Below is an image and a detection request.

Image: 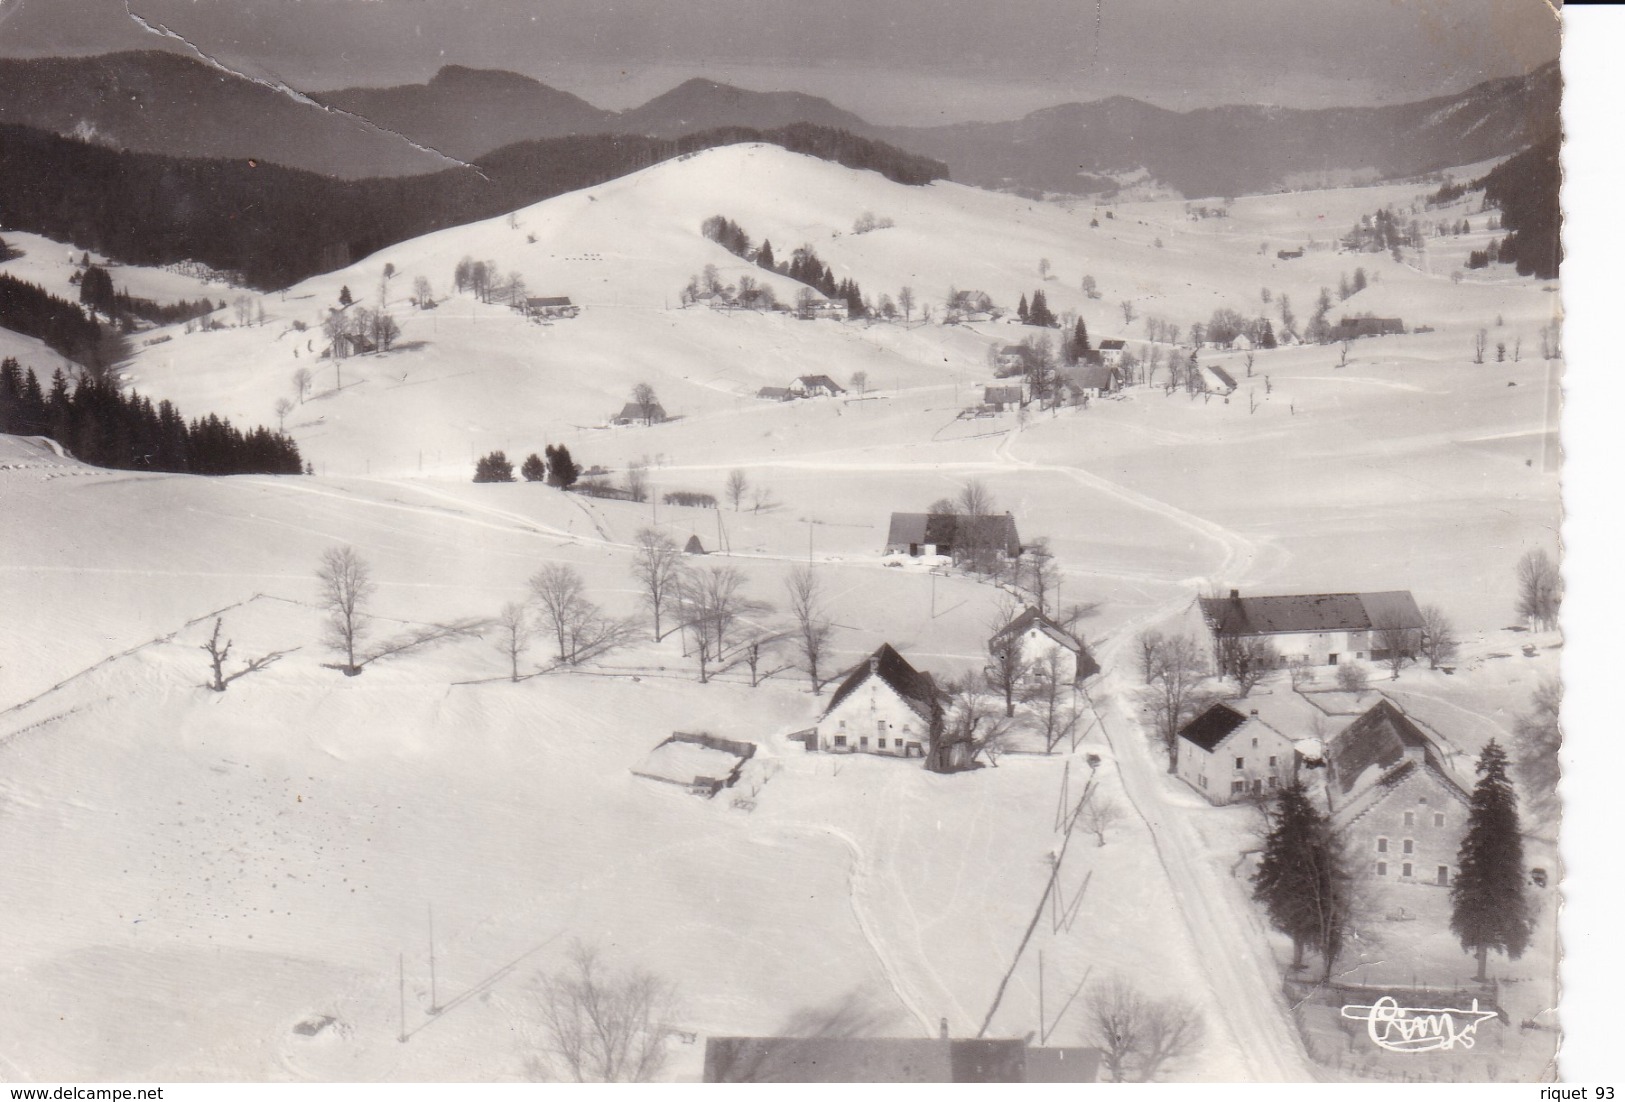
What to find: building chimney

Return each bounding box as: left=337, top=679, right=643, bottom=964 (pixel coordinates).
left=940, top=1017, right=950, bottom=1040
left=868, top=655, right=880, bottom=676
left=1230, top=589, right=1240, bottom=600
left=1250, top=709, right=1258, bottom=716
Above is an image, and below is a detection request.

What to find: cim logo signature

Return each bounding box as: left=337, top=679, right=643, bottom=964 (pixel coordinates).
left=1340, top=995, right=1499, bottom=1053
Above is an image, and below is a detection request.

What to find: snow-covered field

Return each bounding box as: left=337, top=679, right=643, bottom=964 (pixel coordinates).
left=0, top=145, right=1562, bottom=1081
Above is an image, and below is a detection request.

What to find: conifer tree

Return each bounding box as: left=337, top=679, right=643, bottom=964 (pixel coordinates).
left=1451, top=740, right=1534, bottom=981
left=756, top=240, right=775, bottom=271
left=545, top=444, right=580, bottom=489
left=338, top=285, right=353, bottom=307
left=1018, top=293, right=1029, bottom=323
left=1252, top=782, right=1353, bottom=978
left=520, top=452, right=546, bottom=482
left=473, top=450, right=515, bottom=483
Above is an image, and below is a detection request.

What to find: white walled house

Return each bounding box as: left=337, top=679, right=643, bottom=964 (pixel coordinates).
left=1177, top=702, right=1300, bottom=804
left=803, top=644, right=943, bottom=758
left=790, top=374, right=847, bottom=398
left=1199, top=588, right=1425, bottom=669
left=989, top=606, right=1101, bottom=686
left=1326, top=700, right=1470, bottom=885
left=1097, top=339, right=1127, bottom=367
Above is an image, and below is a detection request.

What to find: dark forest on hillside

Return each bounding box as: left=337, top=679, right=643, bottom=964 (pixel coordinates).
left=1476, top=137, right=1561, bottom=280
left=0, top=358, right=303, bottom=475
left=0, top=123, right=946, bottom=292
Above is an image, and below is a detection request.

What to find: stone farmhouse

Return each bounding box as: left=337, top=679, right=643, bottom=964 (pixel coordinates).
left=794, top=644, right=945, bottom=762
left=884, top=512, right=1022, bottom=560
left=790, top=374, right=847, bottom=398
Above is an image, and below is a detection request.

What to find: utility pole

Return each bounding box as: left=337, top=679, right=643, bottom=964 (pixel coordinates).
left=398, top=953, right=407, bottom=1043
left=428, top=905, right=440, bottom=1015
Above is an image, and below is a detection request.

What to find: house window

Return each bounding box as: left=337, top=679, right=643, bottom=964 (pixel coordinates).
left=1235, top=756, right=1245, bottom=770
left=1268, top=755, right=1278, bottom=767
left=1231, top=780, right=1247, bottom=794
left=1267, top=776, right=1278, bottom=788
left=1402, top=863, right=1413, bottom=878
left=1251, top=738, right=1259, bottom=748
left=1437, top=866, right=1450, bottom=886
left=1402, top=839, right=1414, bottom=855
left=1328, top=654, right=1339, bottom=665
left=859, top=736, right=869, bottom=749
left=1377, top=861, right=1388, bottom=876
left=1404, top=811, right=1414, bottom=827
left=878, top=738, right=887, bottom=750
left=1434, top=813, right=1446, bottom=828
left=1199, top=775, right=1208, bottom=789
left=833, top=735, right=847, bottom=748
left=1376, top=838, right=1388, bottom=853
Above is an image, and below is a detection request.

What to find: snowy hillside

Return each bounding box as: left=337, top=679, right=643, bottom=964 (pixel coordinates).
left=0, top=143, right=1562, bottom=1082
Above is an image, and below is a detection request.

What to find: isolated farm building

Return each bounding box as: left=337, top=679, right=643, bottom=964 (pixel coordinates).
left=1228, top=333, right=1254, bottom=352
left=1065, top=363, right=1122, bottom=398
left=883, top=512, right=1022, bottom=561
left=1331, top=316, right=1404, bottom=341
left=807, top=300, right=849, bottom=320
left=989, top=605, right=1100, bottom=686
left=631, top=732, right=756, bottom=798
left=611, top=400, right=668, bottom=426
left=524, top=295, right=578, bottom=319
left=802, top=644, right=944, bottom=759
left=1199, top=589, right=1424, bottom=670
left=1325, top=699, right=1469, bottom=885
left=704, top=1035, right=1101, bottom=1083
left=790, top=374, right=846, bottom=398
left=1096, top=338, right=1127, bottom=367
left=1177, top=702, right=1300, bottom=804
left=757, top=386, right=794, bottom=401
left=1198, top=364, right=1238, bottom=394
left=983, top=383, right=1027, bottom=410
left=1277, top=247, right=1305, bottom=260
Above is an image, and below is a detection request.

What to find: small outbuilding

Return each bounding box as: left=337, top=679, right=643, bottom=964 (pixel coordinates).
left=631, top=732, right=756, bottom=798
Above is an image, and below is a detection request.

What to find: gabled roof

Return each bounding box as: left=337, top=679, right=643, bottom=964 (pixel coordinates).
left=1068, top=363, right=1118, bottom=391
left=757, top=386, right=794, bottom=400
left=990, top=606, right=1100, bottom=680
left=825, top=643, right=943, bottom=725
left=1209, top=365, right=1238, bottom=390
left=1328, top=698, right=1430, bottom=795
left=1199, top=591, right=1424, bottom=636
left=526, top=296, right=573, bottom=308
left=1098, top=338, right=1126, bottom=350
left=795, top=374, right=846, bottom=392
left=615, top=401, right=667, bottom=422
left=884, top=512, right=1021, bottom=556
left=1179, top=702, right=1249, bottom=752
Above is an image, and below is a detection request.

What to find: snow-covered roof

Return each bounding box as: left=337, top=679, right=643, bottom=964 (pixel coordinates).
left=825, top=644, right=942, bottom=725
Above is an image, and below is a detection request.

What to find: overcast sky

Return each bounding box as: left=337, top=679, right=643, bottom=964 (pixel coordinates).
left=0, top=0, right=1562, bottom=125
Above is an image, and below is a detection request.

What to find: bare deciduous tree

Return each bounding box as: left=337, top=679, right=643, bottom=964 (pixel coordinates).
left=1120, top=299, right=1137, bottom=326
left=1373, top=615, right=1420, bottom=680
left=530, top=563, right=590, bottom=664
left=941, top=676, right=1014, bottom=768
left=725, top=469, right=749, bottom=511
left=631, top=382, right=659, bottom=424
left=199, top=617, right=292, bottom=691
left=850, top=370, right=868, bottom=396
left=785, top=566, right=835, bottom=694
left=274, top=396, right=293, bottom=432
left=1513, top=678, right=1562, bottom=826
left=316, top=545, right=374, bottom=674
left=1217, top=634, right=1278, bottom=697
left=897, top=285, right=914, bottom=321
left=1287, top=657, right=1317, bottom=691
left=496, top=601, right=530, bottom=682
left=1143, top=634, right=1208, bottom=772
left=1075, top=782, right=1124, bottom=846
left=631, top=528, right=683, bottom=640
left=1026, top=649, right=1082, bottom=753
left=1515, top=549, right=1561, bottom=631
left=535, top=942, right=679, bottom=1083
left=292, top=367, right=312, bottom=404
left=1135, top=630, right=1165, bottom=684
left=955, top=479, right=998, bottom=574
left=1335, top=661, right=1371, bottom=694
left=1080, top=976, right=1204, bottom=1082
left=625, top=461, right=649, bottom=504
left=1473, top=327, right=1488, bottom=364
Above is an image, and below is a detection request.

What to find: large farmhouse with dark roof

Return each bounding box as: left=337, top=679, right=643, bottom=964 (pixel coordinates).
left=801, top=643, right=945, bottom=761
left=1325, top=699, right=1470, bottom=885
left=1176, top=702, right=1300, bottom=804
left=884, top=512, right=1022, bottom=561
left=790, top=374, right=846, bottom=398
left=1198, top=588, right=1424, bottom=669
